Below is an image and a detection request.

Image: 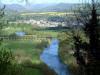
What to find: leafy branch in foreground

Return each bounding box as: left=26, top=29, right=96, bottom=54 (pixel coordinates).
left=0, top=5, right=15, bottom=75
left=73, top=0, right=100, bottom=75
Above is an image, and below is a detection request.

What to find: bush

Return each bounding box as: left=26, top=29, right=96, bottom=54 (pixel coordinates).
left=0, top=49, right=14, bottom=75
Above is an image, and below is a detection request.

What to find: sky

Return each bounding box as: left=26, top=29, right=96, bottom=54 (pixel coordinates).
left=1, top=0, right=82, bottom=5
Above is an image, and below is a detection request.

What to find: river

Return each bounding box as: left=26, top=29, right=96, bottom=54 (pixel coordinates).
left=40, top=39, right=70, bottom=75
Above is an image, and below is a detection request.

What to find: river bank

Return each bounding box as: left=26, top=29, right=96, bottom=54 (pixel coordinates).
left=58, top=40, right=81, bottom=75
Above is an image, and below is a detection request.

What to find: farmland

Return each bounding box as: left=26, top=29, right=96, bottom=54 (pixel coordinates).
left=21, top=12, right=75, bottom=16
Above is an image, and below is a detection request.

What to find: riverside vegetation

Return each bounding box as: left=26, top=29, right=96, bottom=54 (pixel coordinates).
left=58, top=30, right=88, bottom=75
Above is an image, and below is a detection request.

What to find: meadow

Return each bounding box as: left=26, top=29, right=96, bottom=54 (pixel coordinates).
left=3, top=37, right=58, bottom=75
left=3, top=40, right=46, bottom=75
left=4, top=40, right=46, bottom=63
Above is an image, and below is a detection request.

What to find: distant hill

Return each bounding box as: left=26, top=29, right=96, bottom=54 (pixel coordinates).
left=26, top=3, right=77, bottom=12
left=0, top=3, right=79, bottom=13
left=46, top=3, right=76, bottom=10
left=5, top=4, right=26, bottom=13
left=0, top=1, right=26, bottom=13
left=40, top=3, right=78, bottom=12
left=25, top=3, right=56, bottom=9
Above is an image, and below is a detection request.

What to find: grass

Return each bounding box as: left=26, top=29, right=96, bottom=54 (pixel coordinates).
left=22, top=67, right=43, bottom=75
left=4, top=40, right=47, bottom=64
left=3, top=40, right=47, bottom=75
left=3, top=64, right=43, bottom=75
left=36, top=30, right=59, bottom=37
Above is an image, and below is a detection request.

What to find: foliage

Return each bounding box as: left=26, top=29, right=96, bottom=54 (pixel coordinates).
left=0, top=49, right=14, bottom=75
left=47, top=16, right=66, bottom=22
left=58, top=29, right=89, bottom=75
left=58, top=36, right=80, bottom=75
left=0, top=5, right=17, bottom=75
left=4, top=12, right=74, bottom=21
left=73, top=0, right=100, bottom=75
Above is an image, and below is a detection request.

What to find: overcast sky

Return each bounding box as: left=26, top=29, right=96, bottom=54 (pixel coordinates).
left=1, top=0, right=82, bottom=5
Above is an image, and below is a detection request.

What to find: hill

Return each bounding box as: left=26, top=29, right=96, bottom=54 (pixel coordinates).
left=5, top=4, right=26, bottom=13
left=41, top=3, right=77, bottom=12
left=25, top=3, right=78, bottom=12
left=0, top=3, right=80, bottom=13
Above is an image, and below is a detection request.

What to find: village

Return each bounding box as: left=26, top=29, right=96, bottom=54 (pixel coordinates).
left=9, top=19, right=67, bottom=27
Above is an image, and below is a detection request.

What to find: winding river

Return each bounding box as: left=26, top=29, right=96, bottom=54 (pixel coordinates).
left=40, top=39, right=70, bottom=75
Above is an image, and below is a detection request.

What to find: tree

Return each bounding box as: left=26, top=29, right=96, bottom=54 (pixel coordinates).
left=73, top=0, right=100, bottom=75
left=0, top=5, right=14, bottom=75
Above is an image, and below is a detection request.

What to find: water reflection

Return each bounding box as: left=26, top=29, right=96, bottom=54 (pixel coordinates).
left=15, top=32, right=25, bottom=36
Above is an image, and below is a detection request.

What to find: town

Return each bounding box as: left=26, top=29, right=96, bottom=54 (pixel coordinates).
left=9, top=19, right=68, bottom=27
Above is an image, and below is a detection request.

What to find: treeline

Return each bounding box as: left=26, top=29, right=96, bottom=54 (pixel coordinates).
left=4, top=14, right=49, bottom=21
left=47, top=16, right=66, bottom=22
left=4, top=14, right=71, bottom=22
left=4, top=14, right=52, bottom=21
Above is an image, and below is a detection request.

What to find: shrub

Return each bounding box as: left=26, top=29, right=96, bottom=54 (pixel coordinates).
left=0, top=49, right=14, bottom=75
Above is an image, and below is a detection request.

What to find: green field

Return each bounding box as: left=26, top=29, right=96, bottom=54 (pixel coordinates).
left=4, top=40, right=46, bottom=64
left=3, top=40, right=47, bottom=75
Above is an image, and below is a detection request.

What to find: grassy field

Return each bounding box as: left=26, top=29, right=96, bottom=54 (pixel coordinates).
left=4, top=39, right=58, bottom=75
left=4, top=40, right=47, bottom=64
left=4, top=40, right=46, bottom=75
left=21, top=12, right=75, bottom=16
